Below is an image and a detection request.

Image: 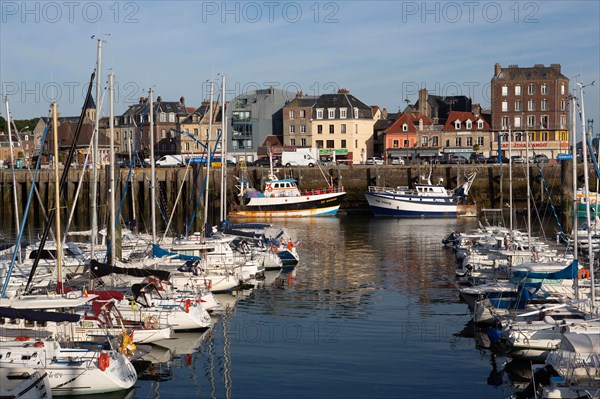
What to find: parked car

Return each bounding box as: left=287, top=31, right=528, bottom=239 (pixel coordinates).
left=534, top=154, right=550, bottom=163
left=511, top=155, right=526, bottom=164
left=390, top=157, right=405, bottom=165
left=365, top=157, right=384, bottom=165
left=448, top=155, right=467, bottom=164
left=253, top=157, right=281, bottom=167
left=470, top=153, right=487, bottom=164
left=486, top=155, right=509, bottom=164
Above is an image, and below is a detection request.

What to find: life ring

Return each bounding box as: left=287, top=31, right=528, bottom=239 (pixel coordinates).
left=98, top=352, right=110, bottom=371
left=287, top=241, right=294, bottom=251
left=144, top=315, right=159, bottom=329
left=270, top=245, right=278, bottom=253
left=184, top=299, right=191, bottom=313
left=266, top=186, right=273, bottom=192
left=578, top=269, right=591, bottom=279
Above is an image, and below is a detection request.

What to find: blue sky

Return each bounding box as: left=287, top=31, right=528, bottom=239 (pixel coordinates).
left=1, top=0, right=598, bottom=133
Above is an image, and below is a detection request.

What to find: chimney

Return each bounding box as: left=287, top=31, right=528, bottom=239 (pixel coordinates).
left=156, top=96, right=162, bottom=103
left=472, top=103, right=481, bottom=116
left=550, top=63, right=561, bottom=72
left=139, top=97, right=145, bottom=104
left=494, top=63, right=501, bottom=77
left=180, top=96, right=185, bottom=106
left=418, top=88, right=428, bottom=118
left=382, top=108, right=388, bottom=119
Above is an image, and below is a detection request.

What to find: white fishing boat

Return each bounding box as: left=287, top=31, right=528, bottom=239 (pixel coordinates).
left=0, top=339, right=137, bottom=396
left=365, top=171, right=476, bottom=217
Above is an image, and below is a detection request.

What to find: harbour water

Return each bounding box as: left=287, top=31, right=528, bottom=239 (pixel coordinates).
left=113, top=215, right=527, bottom=398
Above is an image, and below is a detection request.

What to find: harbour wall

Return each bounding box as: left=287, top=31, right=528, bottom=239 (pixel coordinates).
left=0, top=162, right=584, bottom=234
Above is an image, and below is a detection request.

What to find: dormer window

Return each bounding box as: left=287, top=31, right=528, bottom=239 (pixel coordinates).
left=477, top=120, right=484, bottom=129
left=169, top=112, right=176, bottom=123
left=402, top=123, right=408, bottom=132
left=454, top=120, right=461, bottom=130
left=159, top=113, right=166, bottom=122
left=328, top=108, right=335, bottom=119
left=316, top=109, right=324, bottom=119
left=340, top=108, right=347, bottom=119
left=465, top=119, right=472, bottom=129
left=353, top=107, right=359, bottom=118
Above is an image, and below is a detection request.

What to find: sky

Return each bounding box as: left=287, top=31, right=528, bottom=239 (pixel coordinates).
left=1, top=0, right=599, bottom=134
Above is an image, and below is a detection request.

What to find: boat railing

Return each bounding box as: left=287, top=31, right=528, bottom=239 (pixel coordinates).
left=367, top=185, right=412, bottom=194
left=302, top=186, right=346, bottom=196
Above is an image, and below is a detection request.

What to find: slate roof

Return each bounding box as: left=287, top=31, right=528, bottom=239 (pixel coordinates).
left=493, top=64, right=568, bottom=81
left=284, top=96, right=319, bottom=108
left=414, top=94, right=471, bottom=123
left=180, top=102, right=225, bottom=124
left=312, top=93, right=372, bottom=119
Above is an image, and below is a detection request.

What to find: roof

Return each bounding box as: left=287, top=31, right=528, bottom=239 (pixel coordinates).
left=122, top=101, right=189, bottom=117
left=493, top=64, right=568, bottom=81
left=444, top=111, right=491, bottom=131
left=312, top=93, right=372, bottom=119
left=180, top=102, right=225, bottom=124
left=55, top=120, right=112, bottom=147
left=384, top=112, right=433, bottom=134
left=284, top=96, right=319, bottom=108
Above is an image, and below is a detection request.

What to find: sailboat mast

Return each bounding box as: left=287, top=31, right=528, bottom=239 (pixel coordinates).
left=91, top=39, right=102, bottom=261
left=108, top=73, right=116, bottom=265
left=220, top=74, right=227, bottom=221
left=578, top=82, right=595, bottom=310
left=572, top=93, right=578, bottom=260
left=204, top=81, right=214, bottom=234
left=149, top=88, right=156, bottom=244
left=52, top=102, right=63, bottom=293
left=525, top=128, right=531, bottom=246
left=4, top=96, right=22, bottom=262
left=508, top=126, right=513, bottom=231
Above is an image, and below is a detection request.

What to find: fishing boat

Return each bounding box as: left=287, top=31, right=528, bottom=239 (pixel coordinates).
left=365, top=170, right=476, bottom=217
left=0, top=367, right=51, bottom=399
left=229, top=155, right=346, bottom=218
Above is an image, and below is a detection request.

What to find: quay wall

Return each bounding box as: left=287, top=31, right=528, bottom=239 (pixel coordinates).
left=0, top=163, right=582, bottom=234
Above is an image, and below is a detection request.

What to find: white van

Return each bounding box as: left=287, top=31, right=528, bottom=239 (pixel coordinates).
left=155, top=155, right=185, bottom=167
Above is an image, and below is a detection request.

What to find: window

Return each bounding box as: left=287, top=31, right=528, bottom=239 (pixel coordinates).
left=185, top=142, right=190, bottom=151
left=560, top=115, right=566, bottom=129
left=477, top=120, right=484, bottom=129
left=541, top=99, right=549, bottom=111
left=541, top=131, right=548, bottom=141
left=289, top=125, right=296, bottom=134
left=317, top=125, right=323, bottom=134
left=194, top=128, right=199, bottom=135
left=355, top=124, right=358, bottom=134
left=432, top=136, right=439, bottom=146
left=421, top=136, right=429, bottom=146
left=561, top=99, right=566, bottom=111
left=161, top=129, right=166, bottom=138
left=404, top=139, right=410, bottom=147
left=515, top=100, right=522, bottom=111
left=502, top=86, right=508, bottom=96
left=514, top=116, right=522, bottom=128
left=477, top=136, right=484, bottom=146
left=445, top=139, right=450, bottom=147
left=341, top=139, right=346, bottom=148
left=159, top=113, right=166, bottom=122
left=341, top=124, right=346, bottom=134
left=329, top=124, right=334, bottom=134
left=393, top=140, right=399, bottom=148
left=289, top=110, right=295, bottom=120
left=528, top=84, right=535, bottom=95
left=300, top=125, right=306, bottom=133
left=402, top=123, right=408, bottom=132
left=540, top=115, right=548, bottom=128
left=455, top=137, right=462, bottom=146
left=515, top=85, right=522, bottom=96
left=326, top=140, right=334, bottom=148
left=527, top=115, right=535, bottom=127
left=501, top=116, right=509, bottom=129
left=299, top=110, right=305, bottom=118
left=466, top=120, right=472, bottom=129
left=169, top=113, right=176, bottom=122
left=316, top=140, right=324, bottom=148
left=466, top=137, right=473, bottom=146
left=561, top=83, right=565, bottom=95
left=541, top=84, right=547, bottom=95
left=316, top=109, right=323, bottom=119
left=502, top=101, right=508, bottom=112
left=355, top=139, right=358, bottom=148
left=290, top=139, right=296, bottom=146
left=301, top=138, right=306, bottom=146
left=353, top=107, right=359, bottom=118
left=340, top=108, right=347, bottom=119
left=328, top=108, right=335, bottom=119
left=454, top=120, right=461, bottom=130
left=528, top=99, right=535, bottom=111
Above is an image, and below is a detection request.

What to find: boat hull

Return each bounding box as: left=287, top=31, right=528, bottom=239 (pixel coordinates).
left=365, top=192, right=457, bottom=217
left=229, top=192, right=345, bottom=218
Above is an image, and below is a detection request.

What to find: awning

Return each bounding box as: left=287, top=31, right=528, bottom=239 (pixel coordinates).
left=417, top=149, right=440, bottom=157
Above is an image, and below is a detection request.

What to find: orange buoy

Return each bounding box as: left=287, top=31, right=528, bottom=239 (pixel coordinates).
left=98, top=352, right=110, bottom=371
left=578, top=269, right=591, bottom=279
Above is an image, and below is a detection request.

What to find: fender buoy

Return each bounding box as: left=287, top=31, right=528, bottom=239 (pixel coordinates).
left=184, top=299, right=191, bottom=313
left=144, top=315, right=159, bottom=329
left=98, top=352, right=110, bottom=371
left=578, top=269, right=591, bottom=279
left=270, top=245, right=278, bottom=253
left=15, top=336, right=30, bottom=341
left=266, top=186, right=273, bottom=192
left=287, top=241, right=294, bottom=251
